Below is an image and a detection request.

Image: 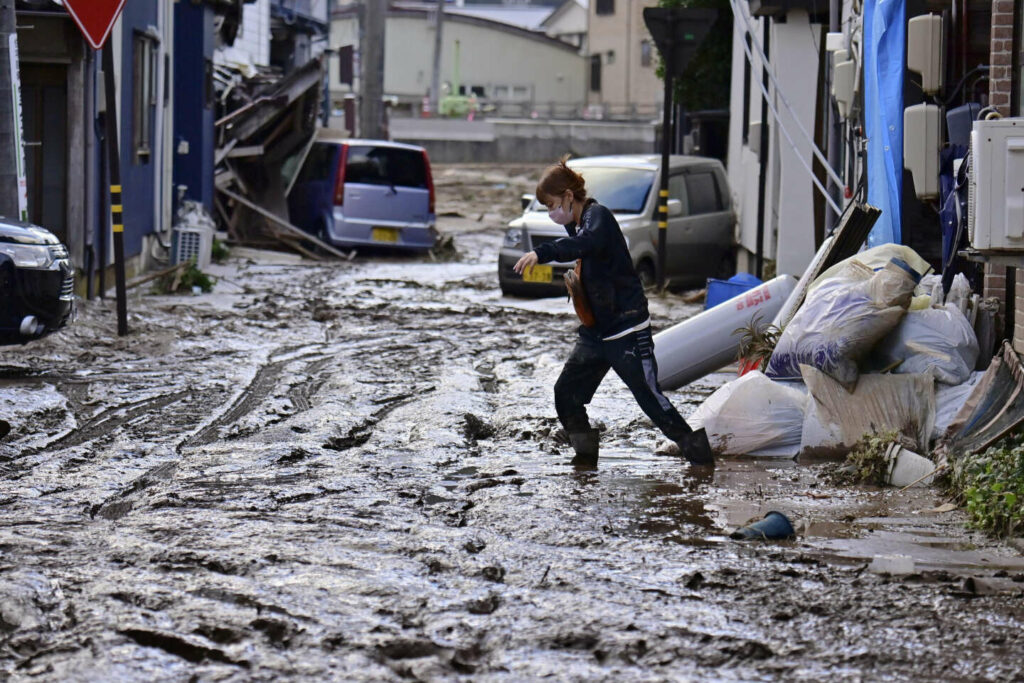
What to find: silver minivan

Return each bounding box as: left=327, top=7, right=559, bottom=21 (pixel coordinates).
left=288, top=135, right=438, bottom=251
left=497, top=154, right=735, bottom=296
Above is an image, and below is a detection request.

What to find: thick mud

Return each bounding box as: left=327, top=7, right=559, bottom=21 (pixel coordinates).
left=2, top=165, right=1023, bottom=680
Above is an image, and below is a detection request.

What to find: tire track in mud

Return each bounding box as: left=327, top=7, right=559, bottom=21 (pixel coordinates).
left=41, top=391, right=191, bottom=451
left=181, top=360, right=290, bottom=449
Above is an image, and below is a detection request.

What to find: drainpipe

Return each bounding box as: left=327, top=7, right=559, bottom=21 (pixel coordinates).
left=755, top=17, right=770, bottom=280
left=825, top=0, right=840, bottom=234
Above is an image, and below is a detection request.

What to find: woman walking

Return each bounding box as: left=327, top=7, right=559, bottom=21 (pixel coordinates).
left=513, top=156, right=713, bottom=468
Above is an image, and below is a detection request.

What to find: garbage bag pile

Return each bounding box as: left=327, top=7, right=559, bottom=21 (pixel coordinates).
left=692, top=244, right=990, bottom=460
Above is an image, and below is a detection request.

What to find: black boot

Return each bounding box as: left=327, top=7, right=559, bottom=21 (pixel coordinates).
left=677, top=428, right=714, bottom=467
left=568, top=429, right=600, bottom=468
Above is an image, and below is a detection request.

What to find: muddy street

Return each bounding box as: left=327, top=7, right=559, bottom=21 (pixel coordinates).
left=2, top=165, right=1023, bottom=681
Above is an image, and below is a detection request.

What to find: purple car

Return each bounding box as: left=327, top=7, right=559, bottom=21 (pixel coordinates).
left=288, top=134, right=438, bottom=251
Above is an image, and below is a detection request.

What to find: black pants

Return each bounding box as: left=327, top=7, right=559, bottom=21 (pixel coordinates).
left=554, top=327, right=693, bottom=442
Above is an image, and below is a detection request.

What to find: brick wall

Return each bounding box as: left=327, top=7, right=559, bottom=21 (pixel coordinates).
left=989, top=0, right=1020, bottom=116
left=1016, top=276, right=1024, bottom=354
left=984, top=262, right=1007, bottom=343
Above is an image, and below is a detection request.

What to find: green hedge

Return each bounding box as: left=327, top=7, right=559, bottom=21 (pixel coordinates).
left=950, top=434, right=1024, bottom=537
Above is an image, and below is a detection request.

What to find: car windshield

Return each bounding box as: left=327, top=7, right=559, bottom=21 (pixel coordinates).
left=534, top=166, right=655, bottom=214
left=345, top=145, right=428, bottom=189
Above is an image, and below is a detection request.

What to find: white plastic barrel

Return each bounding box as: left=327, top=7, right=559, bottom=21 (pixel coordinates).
left=654, top=274, right=798, bottom=390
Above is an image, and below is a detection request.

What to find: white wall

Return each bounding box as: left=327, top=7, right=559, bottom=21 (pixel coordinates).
left=217, top=0, right=271, bottom=70
left=330, top=13, right=585, bottom=105
left=727, top=10, right=824, bottom=277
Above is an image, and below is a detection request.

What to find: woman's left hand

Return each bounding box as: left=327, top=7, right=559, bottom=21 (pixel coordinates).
left=513, top=251, right=539, bottom=275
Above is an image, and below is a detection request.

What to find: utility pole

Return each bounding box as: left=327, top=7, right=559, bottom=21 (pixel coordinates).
left=0, top=0, right=26, bottom=220
left=359, top=0, right=385, bottom=139
left=430, top=0, right=444, bottom=115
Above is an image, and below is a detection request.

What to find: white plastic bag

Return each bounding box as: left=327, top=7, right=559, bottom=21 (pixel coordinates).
left=871, top=303, right=980, bottom=385
left=808, top=243, right=932, bottom=294
left=690, top=371, right=808, bottom=457
left=945, top=272, right=972, bottom=316
left=766, top=259, right=918, bottom=388
left=799, top=365, right=935, bottom=454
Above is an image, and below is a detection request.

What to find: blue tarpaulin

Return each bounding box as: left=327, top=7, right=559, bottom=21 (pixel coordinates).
left=863, top=0, right=905, bottom=246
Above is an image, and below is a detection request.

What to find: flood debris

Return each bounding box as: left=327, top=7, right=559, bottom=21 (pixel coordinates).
left=212, top=57, right=334, bottom=258
left=729, top=511, right=796, bottom=540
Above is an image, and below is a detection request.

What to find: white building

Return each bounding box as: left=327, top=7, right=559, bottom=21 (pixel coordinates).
left=329, top=3, right=586, bottom=115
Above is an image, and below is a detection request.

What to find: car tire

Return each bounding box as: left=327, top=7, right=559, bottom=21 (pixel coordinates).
left=636, top=260, right=656, bottom=289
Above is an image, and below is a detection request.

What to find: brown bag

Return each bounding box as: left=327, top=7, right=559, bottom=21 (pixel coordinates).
left=564, top=259, right=596, bottom=327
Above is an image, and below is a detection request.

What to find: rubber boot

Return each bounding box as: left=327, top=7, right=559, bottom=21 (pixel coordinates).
left=677, top=428, right=714, bottom=467
left=568, top=429, right=600, bottom=468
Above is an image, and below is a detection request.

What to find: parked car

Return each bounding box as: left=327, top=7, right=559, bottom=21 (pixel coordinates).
left=497, top=154, right=735, bottom=297
left=0, top=217, right=74, bottom=345
left=287, top=133, right=438, bottom=251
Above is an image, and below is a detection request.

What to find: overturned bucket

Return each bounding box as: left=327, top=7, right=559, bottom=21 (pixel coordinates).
left=729, top=511, right=796, bottom=540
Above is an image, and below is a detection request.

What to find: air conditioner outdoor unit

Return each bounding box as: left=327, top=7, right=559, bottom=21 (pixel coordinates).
left=171, top=200, right=215, bottom=269
left=968, top=118, right=1024, bottom=250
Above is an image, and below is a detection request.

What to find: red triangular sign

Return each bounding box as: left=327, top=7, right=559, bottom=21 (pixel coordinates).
left=64, top=0, right=127, bottom=50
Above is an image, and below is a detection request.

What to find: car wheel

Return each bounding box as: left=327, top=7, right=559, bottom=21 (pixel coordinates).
left=636, top=260, right=656, bottom=289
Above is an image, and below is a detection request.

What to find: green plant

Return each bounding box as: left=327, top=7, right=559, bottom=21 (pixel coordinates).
left=211, top=238, right=230, bottom=263
left=949, top=434, right=1024, bottom=537
left=837, top=430, right=900, bottom=485
left=155, top=261, right=215, bottom=294
left=732, top=314, right=781, bottom=371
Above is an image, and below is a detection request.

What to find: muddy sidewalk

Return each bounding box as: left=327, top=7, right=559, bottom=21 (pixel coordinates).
left=0, top=166, right=1022, bottom=680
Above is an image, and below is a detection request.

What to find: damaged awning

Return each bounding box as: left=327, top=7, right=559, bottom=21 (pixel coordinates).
left=935, top=341, right=1024, bottom=464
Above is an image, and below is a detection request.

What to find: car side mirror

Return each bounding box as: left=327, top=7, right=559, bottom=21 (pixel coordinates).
left=667, top=198, right=684, bottom=217
left=521, top=194, right=535, bottom=211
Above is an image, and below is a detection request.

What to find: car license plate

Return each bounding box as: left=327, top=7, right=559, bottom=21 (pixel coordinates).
left=522, top=264, right=552, bottom=283
left=371, top=227, right=400, bottom=242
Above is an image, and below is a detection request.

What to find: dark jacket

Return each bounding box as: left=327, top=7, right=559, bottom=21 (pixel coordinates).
left=533, top=199, right=648, bottom=338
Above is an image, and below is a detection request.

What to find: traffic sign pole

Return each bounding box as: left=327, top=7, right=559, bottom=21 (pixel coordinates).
left=63, top=0, right=128, bottom=335
left=658, top=35, right=673, bottom=292
left=642, top=7, right=718, bottom=292
left=102, top=42, right=128, bottom=336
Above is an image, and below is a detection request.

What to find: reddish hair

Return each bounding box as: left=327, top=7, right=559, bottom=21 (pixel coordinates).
left=536, top=154, right=587, bottom=206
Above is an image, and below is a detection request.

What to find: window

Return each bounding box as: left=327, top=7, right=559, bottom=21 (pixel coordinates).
left=573, top=167, right=655, bottom=214
left=590, top=54, right=601, bottom=92
left=596, top=0, right=614, bottom=15
left=640, top=40, right=652, bottom=68
left=684, top=171, right=723, bottom=215
left=132, top=33, right=157, bottom=163
left=345, top=145, right=428, bottom=189
left=668, top=174, right=689, bottom=214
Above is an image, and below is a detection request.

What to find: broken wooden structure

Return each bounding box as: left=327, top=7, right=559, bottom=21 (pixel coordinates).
left=213, top=56, right=341, bottom=259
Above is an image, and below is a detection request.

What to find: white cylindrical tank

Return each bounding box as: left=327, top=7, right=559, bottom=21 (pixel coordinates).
left=654, top=274, right=799, bottom=390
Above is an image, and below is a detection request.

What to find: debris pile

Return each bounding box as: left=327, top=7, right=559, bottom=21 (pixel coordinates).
left=689, top=206, right=1018, bottom=494
left=212, top=57, right=342, bottom=259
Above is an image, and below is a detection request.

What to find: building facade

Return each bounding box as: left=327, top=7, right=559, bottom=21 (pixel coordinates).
left=585, top=0, right=661, bottom=119
left=329, top=4, right=586, bottom=117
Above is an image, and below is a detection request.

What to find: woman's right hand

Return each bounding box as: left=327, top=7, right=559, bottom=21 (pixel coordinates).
left=513, top=251, right=539, bottom=275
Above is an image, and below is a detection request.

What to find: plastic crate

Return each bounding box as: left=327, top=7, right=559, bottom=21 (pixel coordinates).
left=704, top=272, right=762, bottom=310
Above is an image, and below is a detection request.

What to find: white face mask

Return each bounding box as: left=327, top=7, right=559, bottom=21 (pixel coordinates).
left=547, top=195, right=574, bottom=225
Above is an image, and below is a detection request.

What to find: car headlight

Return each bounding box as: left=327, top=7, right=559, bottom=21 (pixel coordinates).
left=503, top=228, right=522, bottom=249
left=0, top=243, right=55, bottom=269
